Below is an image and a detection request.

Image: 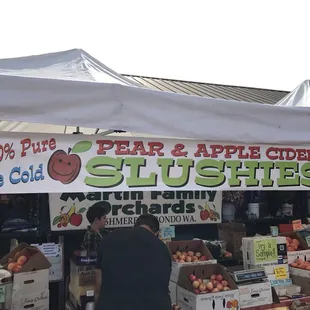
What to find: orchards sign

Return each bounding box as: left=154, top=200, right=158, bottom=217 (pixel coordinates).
left=49, top=191, right=222, bottom=230
left=0, top=132, right=310, bottom=193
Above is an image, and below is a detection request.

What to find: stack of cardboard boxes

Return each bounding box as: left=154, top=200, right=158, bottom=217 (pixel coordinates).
left=218, top=223, right=246, bottom=260
left=0, top=243, right=51, bottom=310
left=68, top=251, right=98, bottom=310
left=166, top=240, right=217, bottom=304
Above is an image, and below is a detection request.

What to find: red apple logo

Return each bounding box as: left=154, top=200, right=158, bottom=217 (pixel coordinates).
left=70, top=213, right=83, bottom=226
left=47, top=141, right=92, bottom=185
left=48, top=150, right=81, bottom=184
left=198, top=203, right=220, bottom=221
left=53, top=204, right=86, bottom=229
left=200, top=209, right=209, bottom=221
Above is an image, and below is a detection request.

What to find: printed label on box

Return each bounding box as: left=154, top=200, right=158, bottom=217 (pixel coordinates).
left=0, top=286, right=5, bottom=303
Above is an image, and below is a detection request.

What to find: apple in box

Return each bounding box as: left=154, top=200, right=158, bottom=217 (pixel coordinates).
left=179, top=263, right=238, bottom=295
left=168, top=240, right=214, bottom=264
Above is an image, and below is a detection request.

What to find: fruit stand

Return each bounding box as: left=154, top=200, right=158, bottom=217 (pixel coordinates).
left=1, top=51, right=310, bottom=310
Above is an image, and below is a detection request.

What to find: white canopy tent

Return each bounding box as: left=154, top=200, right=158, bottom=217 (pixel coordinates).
left=276, top=80, right=310, bottom=107
left=0, top=49, right=310, bottom=144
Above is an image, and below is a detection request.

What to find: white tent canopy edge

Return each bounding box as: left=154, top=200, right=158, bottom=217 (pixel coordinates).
left=0, top=73, right=310, bottom=144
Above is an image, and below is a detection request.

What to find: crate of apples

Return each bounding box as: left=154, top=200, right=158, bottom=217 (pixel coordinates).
left=172, top=251, right=209, bottom=263
left=188, top=273, right=231, bottom=294
left=290, top=258, right=310, bottom=270
left=286, top=237, right=301, bottom=252
left=7, top=255, right=29, bottom=274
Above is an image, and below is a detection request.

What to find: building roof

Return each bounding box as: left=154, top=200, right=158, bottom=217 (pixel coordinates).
left=123, top=75, right=289, bottom=105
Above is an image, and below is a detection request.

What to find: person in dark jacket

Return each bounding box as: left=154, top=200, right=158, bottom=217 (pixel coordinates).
left=95, top=214, right=172, bottom=310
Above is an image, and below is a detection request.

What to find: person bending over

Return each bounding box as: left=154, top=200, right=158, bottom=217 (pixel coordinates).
left=95, top=214, right=171, bottom=310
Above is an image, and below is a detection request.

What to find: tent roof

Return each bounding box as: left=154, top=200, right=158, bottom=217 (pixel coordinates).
left=0, top=49, right=144, bottom=136
left=276, top=80, right=310, bottom=107
left=0, top=49, right=310, bottom=145
left=0, top=48, right=140, bottom=86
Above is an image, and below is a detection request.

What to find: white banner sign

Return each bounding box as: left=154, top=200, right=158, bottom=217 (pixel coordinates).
left=49, top=191, right=222, bottom=230
left=0, top=132, right=309, bottom=193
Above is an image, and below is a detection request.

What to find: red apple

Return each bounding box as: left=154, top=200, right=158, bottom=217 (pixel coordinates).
left=48, top=150, right=81, bottom=184
left=179, top=259, right=185, bottom=263
left=194, top=289, right=200, bottom=294
left=70, top=213, right=83, bottom=227
left=199, top=256, right=208, bottom=261
left=192, top=256, right=199, bottom=262
left=185, top=256, right=192, bottom=262
left=17, top=255, right=28, bottom=266
left=210, top=274, right=217, bottom=281
left=216, top=274, right=223, bottom=282
left=197, top=278, right=203, bottom=284
left=188, top=274, right=197, bottom=282
left=221, top=280, right=228, bottom=287
left=187, top=251, right=194, bottom=257
left=179, top=254, right=186, bottom=261
left=7, top=263, right=15, bottom=272
left=217, top=284, right=224, bottom=291
left=199, top=283, right=207, bottom=292
left=212, top=280, right=220, bottom=287
left=225, top=251, right=233, bottom=258
left=195, top=252, right=202, bottom=258
left=206, top=282, right=214, bottom=291
left=212, top=288, right=219, bottom=293
left=12, top=264, right=22, bottom=273
left=192, top=280, right=200, bottom=288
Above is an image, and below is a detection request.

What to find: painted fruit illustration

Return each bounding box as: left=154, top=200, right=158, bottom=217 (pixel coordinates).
left=48, top=150, right=81, bottom=184
left=198, top=203, right=220, bottom=221
left=226, top=299, right=238, bottom=310
left=47, top=140, right=92, bottom=185
left=53, top=203, right=86, bottom=228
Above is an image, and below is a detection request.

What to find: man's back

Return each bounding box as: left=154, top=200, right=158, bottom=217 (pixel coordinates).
left=96, top=227, right=171, bottom=310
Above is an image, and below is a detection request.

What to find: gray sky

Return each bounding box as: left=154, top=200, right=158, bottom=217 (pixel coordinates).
left=0, top=0, right=309, bottom=91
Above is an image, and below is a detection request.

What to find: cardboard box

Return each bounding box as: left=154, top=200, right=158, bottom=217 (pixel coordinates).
left=218, top=223, right=246, bottom=259
left=70, top=260, right=97, bottom=288
left=291, top=274, right=310, bottom=296
left=177, top=264, right=239, bottom=310
left=69, top=283, right=96, bottom=310
left=11, top=289, right=49, bottom=310
left=167, top=240, right=217, bottom=282
left=169, top=280, right=177, bottom=304
left=280, top=232, right=310, bottom=264
left=242, top=236, right=288, bottom=274
left=238, top=280, right=272, bottom=309
left=289, top=266, right=310, bottom=278
left=0, top=243, right=52, bottom=273
left=13, top=269, right=49, bottom=294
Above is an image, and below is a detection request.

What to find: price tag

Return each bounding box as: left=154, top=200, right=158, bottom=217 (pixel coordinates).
left=0, top=286, right=5, bottom=303
left=160, top=226, right=175, bottom=240
left=274, top=267, right=287, bottom=279
left=292, top=220, right=302, bottom=231
left=305, top=236, right=310, bottom=247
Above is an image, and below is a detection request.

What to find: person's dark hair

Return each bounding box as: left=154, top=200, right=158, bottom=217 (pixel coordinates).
left=134, top=214, right=159, bottom=233
left=86, top=203, right=107, bottom=224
